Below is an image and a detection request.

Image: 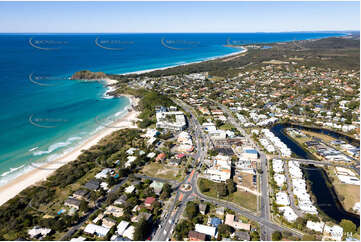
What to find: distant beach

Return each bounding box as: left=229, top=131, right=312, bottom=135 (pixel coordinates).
left=0, top=32, right=346, bottom=206
left=120, top=47, right=247, bottom=75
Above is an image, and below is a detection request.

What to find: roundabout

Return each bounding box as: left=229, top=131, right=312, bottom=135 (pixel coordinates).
left=179, top=184, right=192, bottom=192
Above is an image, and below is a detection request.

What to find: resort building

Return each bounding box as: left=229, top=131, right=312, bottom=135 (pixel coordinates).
left=306, top=221, right=325, bottom=233
left=272, top=159, right=284, bottom=173
left=275, top=191, right=290, bottom=206
left=289, top=160, right=318, bottom=214
left=274, top=174, right=286, bottom=187
left=156, top=109, right=187, bottom=131
left=205, top=155, right=232, bottom=182
left=279, top=206, right=298, bottom=222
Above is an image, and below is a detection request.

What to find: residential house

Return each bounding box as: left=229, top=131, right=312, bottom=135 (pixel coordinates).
left=64, top=197, right=81, bottom=210
left=102, top=217, right=117, bottom=229
left=144, top=197, right=156, bottom=207
left=105, top=205, right=124, bottom=218
left=84, top=179, right=100, bottom=191
left=195, top=224, right=216, bottom=237
left=84, top=224, right=110, bottom=237
left=188, top=231, right=207, bottom=241
left=73, top=190, right=90, bottom=201
left=150, top=181, right=164, bottom=195
left=28, top=226, right=51, bottom=239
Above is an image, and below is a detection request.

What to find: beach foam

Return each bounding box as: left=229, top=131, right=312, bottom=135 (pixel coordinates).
left=33, top=136, right=82, bottom=156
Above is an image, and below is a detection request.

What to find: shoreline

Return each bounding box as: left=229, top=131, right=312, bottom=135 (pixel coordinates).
left=0, top=33, right=348, bottom=206
left=0, top=95, right=140, bottom=206
left=119, top=47, right=247, bottom=75
left=117, top=32, right=347, bottom=76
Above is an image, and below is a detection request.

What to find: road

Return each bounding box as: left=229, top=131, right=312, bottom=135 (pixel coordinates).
left=208, top=99, right=274, bottom=240
left=283, top=161, right=304, bottom=217
left=60, top=177, right=128, bottom=240
left=152, top=99, right=208, bottom=241
left=278, top=156, right=359, bottom=174
left=152, top=99, right=305, bottom=241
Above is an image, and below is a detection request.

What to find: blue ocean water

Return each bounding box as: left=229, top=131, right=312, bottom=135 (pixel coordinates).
left=0, top=32, right=345, bottom=185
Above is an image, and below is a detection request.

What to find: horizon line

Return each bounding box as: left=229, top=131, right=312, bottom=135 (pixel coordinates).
left=0, top=30, right=358, bottom=34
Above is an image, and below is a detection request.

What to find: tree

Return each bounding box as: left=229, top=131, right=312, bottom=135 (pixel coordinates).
left=160, top=183, right=172, bottom=200
left=216, top=183, right=228, bottom=197
left=199, top=179, right=210, bottom=193
left=226, top=179, right=236, bottom=194
left=185, top=202, right=199, bottom=220
left=175, top=219, right=193, bottom=241
left=340, top=219, right=357, bottom=234
left=79, top=200, right=89, bottom=212
left=251, top=231, right=260, bottom=241
left=272, top=231, right=282, bottom=241
left=218, top=224, right=233, bottom=237
left=133, top=218, right=149, bottom=241
left=302, top=234, right=317, bottom=241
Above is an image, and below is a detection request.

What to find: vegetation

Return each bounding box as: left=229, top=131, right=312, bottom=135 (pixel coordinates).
left=272, top=231, right=283, bottom=241
left=0, top=129, right=145, bottom=240
left=185, top=201, right=199, bottom=220
left=174, top=219, right=194, bottom=241
left=198, top=178, right=257, bottom=211
left=340, top=219, right=357, bottom=234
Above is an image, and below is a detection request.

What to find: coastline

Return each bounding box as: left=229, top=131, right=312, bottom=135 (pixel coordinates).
left=119, top=47, right=247, bottom=75
left=0, top=94, right=140, bottom=206
left=0, top=33, right=348, bottom=207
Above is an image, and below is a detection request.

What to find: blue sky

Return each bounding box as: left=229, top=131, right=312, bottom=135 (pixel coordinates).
left=0, top=1, right=359, bottom=33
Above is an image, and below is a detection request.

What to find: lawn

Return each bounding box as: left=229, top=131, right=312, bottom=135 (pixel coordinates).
left=326, top=167, right=360, bottom=213
left=141, top=162, right=185, bottom=182
left=198, top=178, right=258, bottom=212
left=334, top=184, right=360, bottom=212
left=302, top=130, right=337, bottom=143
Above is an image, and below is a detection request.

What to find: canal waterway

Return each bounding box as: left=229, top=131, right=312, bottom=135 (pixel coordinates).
left=270, top=123, right=360, bottom=226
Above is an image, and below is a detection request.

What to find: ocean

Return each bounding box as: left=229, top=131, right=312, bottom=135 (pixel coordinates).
left=0, top=32, right=345, bottom=185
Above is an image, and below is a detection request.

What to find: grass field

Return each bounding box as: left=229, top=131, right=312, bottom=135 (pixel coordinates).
left=141, top=162, right=185, bottom=182
left=302, top=130, right=337, bottom=143
left=326, top=167, right=360, bottom=213
left=198, top=178, right=258, bottom=212
left=334, top=184, right=360, bottom=212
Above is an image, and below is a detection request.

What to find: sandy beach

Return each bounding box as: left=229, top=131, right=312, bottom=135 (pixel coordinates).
left=0, top=47, right=248, bottom=206
left=120, top=47, right=248, bottom=75
left=0, top=94, right=140, bottom=206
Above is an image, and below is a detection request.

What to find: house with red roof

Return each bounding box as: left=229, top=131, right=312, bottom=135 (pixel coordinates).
left=144, top=197, right=156, bottom=207
left=155, top=153, right=166, bottom=162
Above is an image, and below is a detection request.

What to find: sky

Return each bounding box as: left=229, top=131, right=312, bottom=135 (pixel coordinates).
left=0, top=1, right=359, bottom=33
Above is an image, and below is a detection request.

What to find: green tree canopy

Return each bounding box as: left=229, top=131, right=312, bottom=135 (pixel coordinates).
left=272, top=231, right=282, bottom=241
left=340, top=219, right=357, bottom=234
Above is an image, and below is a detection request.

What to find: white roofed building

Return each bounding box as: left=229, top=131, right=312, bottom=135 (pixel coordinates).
left=195, top=224, right=216, bottom=237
